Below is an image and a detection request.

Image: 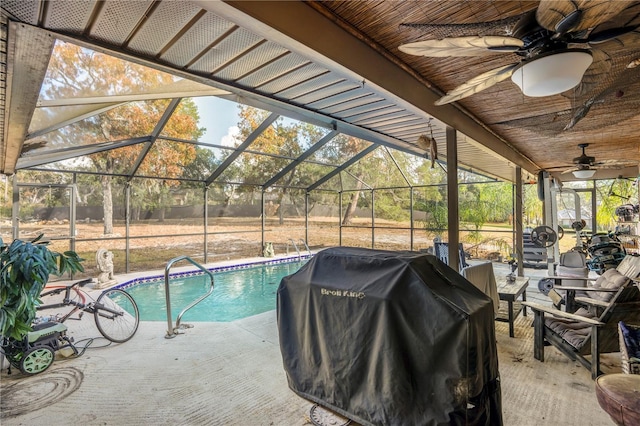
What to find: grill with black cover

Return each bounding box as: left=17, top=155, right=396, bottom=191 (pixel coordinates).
left=277, top=247, right=502, bottom=426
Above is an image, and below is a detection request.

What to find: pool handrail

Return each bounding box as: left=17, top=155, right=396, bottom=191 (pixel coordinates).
left=298, top=239, right=311, bottom=255
left=286, top=238, right=301, bottom=260
left=164, top=255, right=215, bottom=339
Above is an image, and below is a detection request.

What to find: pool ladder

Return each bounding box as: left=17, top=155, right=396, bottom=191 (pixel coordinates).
left=164, top=255, right=215, bottom=339
left=286, top=238, right=311, bottom=260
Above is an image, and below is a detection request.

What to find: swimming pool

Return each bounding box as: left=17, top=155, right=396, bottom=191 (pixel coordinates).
left=119, top=257, right=309, bottom=322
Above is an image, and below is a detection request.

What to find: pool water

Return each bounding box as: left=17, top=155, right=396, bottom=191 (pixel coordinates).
left=125, top=260, right=307, bottom=322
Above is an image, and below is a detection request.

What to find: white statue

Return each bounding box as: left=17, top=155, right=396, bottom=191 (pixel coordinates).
left=263, top=242, right=275, bottom=258
left=96, top=248, right=117, bottom=289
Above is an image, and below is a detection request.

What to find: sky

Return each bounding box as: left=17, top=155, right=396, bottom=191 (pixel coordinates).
left=192, top=96, right=241, bottom=147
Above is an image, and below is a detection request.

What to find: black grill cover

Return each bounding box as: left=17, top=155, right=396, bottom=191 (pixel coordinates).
left=277, top=247, right=502, bottom=426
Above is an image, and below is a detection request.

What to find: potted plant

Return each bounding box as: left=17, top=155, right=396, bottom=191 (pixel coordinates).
left=0, top=235, right=84, bottom=341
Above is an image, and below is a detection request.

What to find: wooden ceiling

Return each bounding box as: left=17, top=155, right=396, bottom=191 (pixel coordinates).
left=311, top=0, right=640, bottom=180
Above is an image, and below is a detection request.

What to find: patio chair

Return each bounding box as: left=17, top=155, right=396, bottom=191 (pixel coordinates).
left=556, top=249, right=589, bottom=288
left=523, top=255, right=640, bottom=379
left=546, top=254, right=640, bottom=313
left=433, top=242, right=469, bottom=271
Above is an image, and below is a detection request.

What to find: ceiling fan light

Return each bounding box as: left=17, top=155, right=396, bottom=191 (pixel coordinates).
left=511, top=50, right=593, bottom=97
left=572, top=169, right=596, bottom=179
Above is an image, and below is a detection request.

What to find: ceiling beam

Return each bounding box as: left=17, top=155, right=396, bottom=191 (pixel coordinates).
left=263, top=129, right=338, bottom=189
left=2, top=22, right=55, bottom=175
left=16, top=136, right=152, bottom=169
left=27, top=102, right=128, bottom=140
left=205, top=112, right=279, bottom=185
left=128, top=98, right=182, bottom=180
left=308, top=144, right=379, bottom=192
left=36, top=88, right=229, bottom=107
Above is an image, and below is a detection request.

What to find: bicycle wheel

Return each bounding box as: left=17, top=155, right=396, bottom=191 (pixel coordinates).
left=94, top=289, right=139, bottom=343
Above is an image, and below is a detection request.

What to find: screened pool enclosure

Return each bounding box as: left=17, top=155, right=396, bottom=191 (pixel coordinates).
left=1, top=37, right=536, bottom=277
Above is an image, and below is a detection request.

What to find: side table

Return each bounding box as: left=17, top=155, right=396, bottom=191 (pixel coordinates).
left=496, top=275, right=529, bottom=337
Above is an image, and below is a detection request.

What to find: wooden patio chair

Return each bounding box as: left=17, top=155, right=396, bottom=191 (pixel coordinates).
left=524, top=255, right=640, bottom=379
left=545, top=254, right=640, bottom=313
left=433, top=242, right=469, bottom=271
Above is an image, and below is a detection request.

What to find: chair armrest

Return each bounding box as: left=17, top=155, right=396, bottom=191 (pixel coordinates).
left=545, top=275, right=596, bottom=282
left=557, top=286, right=619, bottom=292
left=574, top=297, right=610, bottom=308
left=522, top=302, right=603, bottom=325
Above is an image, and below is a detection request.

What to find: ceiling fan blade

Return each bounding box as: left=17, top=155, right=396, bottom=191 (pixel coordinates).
left=494, top=109, right=571, bottom=136
left=565, top=62, right=640, bottom=130
left=571, top=49, right=612, bottom=97
left=399, top=14, right=526, bottom=38
left=435, top=63, right=519, bottom=105
left=536, top=0, right=630, bottom=34
left=563, top=100, right=594, bottom=131
left=560, top=167, right=581, bottom=174
left=593, top=160, right=639, bottom=169
left=588, top=3, right=640, bottom=44
left=398, top=36, right=523, bottom=57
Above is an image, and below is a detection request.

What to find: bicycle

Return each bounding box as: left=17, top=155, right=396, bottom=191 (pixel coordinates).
left=38, top=278, right=139, bottom=343
left=1, top=279, right=139, bottom=375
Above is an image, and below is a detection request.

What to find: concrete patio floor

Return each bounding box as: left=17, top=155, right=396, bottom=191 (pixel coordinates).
left=0, top=261, right=620, bottom=425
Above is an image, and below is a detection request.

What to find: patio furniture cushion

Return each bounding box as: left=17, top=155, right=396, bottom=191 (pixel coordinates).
left=587, top=269, right=628, bottom=302
left=545, top=307, right=596, bottom=349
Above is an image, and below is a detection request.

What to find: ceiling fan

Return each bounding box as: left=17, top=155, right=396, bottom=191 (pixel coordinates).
left=548, top=143, right=638, bottom=177
left=399, top=0, right=640, bottom=106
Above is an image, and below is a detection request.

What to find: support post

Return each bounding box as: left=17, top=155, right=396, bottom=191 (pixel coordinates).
left=70, top=173, right=77, bottom=254
left=410, top=188, right=414, bottom=251
left=305, top=192, right=309, bottom=244
left=446, top=126, right=459, bottom=272
left=203, top=185, right=209, bottom=264
left=261, top=189, right=266, bottom=255
left=371, top=189, right=375, bottom=249
left=12, top=176, right=18, bottom=240
left=339, top=191, right=343, bottom=246
left=125, top=182, right=131, bottom=273
left=515, top=167, right=524, bottom=276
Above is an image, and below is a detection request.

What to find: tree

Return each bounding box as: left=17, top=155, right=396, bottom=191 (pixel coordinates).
left=37, top=41, right=204, bottom=233
left=337, top=136, right=370, bottom=225
left=232, top=106, right=309, bottom=224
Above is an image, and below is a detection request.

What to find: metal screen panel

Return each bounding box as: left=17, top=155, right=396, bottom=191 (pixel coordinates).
left=90, top=0, right=154, bottom=44
left=188, top=26, right=263, bottom=74
left=276, top=73, right=345, bottom=100
left=343, top=105, right=403, bottom=122
left=316, top=94, right=384, bottom=115
left=1, top=1, right=40, bottom=25
left=214, top=41, right=288, bottom=81
left=292, top=81, right=361, bottom=105
left=160, top=13, right=236, bottom=67
left=127, top=1, right=202, bottom=56
left=260, top=63, right=327, bottom=95
left=45, top=0, right=97, bottom=33
left=355, top=111, right=414, bottom=127
left=307, top=87, right=370, bottom=110
left=238, top=52, right=310, bottom=89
